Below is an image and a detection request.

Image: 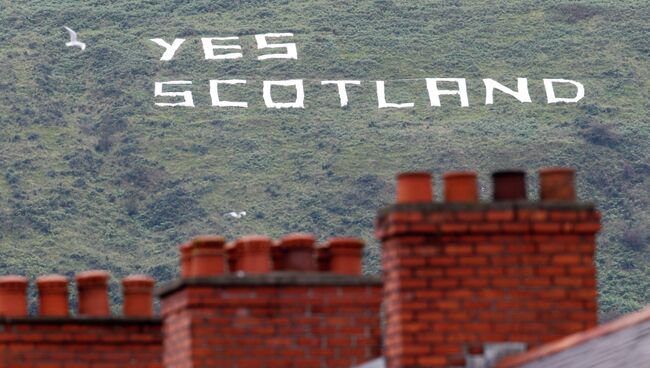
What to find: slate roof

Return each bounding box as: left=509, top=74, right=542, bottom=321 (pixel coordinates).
left=498, top=306, right=650, bottom=368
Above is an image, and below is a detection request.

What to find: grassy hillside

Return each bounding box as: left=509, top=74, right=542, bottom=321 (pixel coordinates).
left=0, top=0, right=648, bottom=317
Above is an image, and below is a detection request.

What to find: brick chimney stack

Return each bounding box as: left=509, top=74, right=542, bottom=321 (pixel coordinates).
left=159, top=233, right=382, bottom=368
left=0, top=271, right=162, bottom=367
left=376, top=168, right=600, bottom=367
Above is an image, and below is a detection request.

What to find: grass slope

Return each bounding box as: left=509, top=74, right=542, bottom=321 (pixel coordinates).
left=0, top=0, right=648, bottom=317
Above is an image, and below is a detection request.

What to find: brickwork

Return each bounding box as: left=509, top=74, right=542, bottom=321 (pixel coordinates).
left=159, top=233, right=380, bottom=368
left=0, top=319, right=162, bottom=368
left=0, top=167, right=609, bottom=368
left=159, top=274, right=382, bottom=368
left=0, top=272, right=161, bottom=368
left=376, top=169, right=601, bottom=367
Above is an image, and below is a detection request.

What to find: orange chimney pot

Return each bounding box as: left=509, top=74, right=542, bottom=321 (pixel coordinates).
left=190, top=236, right=226, bottom=277
left=122, top=275, right=155, bottom=317
left=76, top=270, right=110, bottom=317
left=235, top=235, right=272, bottom=274
left=36, top=274, right=69, bottom=317
left=326, top=237, right=364, bottom=275
left=539, top=167, right=576, bottom=201
left=0, top=275, right=28, bottom=317
left=444, top=171, right=479, bottom=203
left=396, top=172, right=433, bottom=203
left=275, top=233, right=317, bottom=271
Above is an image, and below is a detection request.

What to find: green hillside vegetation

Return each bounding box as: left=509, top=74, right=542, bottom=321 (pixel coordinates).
left=0, top=0, right=648, bottom=317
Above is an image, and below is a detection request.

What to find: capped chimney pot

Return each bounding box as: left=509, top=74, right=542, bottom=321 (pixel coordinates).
left=539, top=167, right=576, bottom=201
left=190, top=236, right=226, bottom=277
left=444, top=171, right=479, bottom=203
left=235, top=235, right=272, bottom=274
left=492, top=170, right=527, bottom=201
left=179, top=241, right=193, bottom=278
left=326, top=238, right=364, bottom=275
left=275, top=233, right=317, bottom=271
left=76, top=270, right=110, bottom=317
left=36, top=274, right=69, bottom=317
left=0, top=275, right=28, bottom=317
left=122, top=275, right=155, bottom=317
left=396, top=172, right=433, bottom=203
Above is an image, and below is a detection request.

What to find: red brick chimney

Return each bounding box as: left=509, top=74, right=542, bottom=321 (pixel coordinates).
left=376, top=167, right=600, bottom=367
left=159, top=233, right=382, bottom=368
left=0, top=270, right=162, bottom=367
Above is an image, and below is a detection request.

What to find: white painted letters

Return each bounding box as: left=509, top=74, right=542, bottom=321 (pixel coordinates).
left=483, top=78, right=531, bottom=105
left=321, top=80, right=361, bottom=107
left=149, top=34, right=587, bottom=109
left=150, top=38, right=186, bottom=61
left=426, top=78, right=469, bottom=107
left=255, top=33, right=298, bottom=60
left=544, top=79, right=585, bottom=104
left=209, top=80, right=248, bottom=108
left=376, top=81, right=414, bottom=108
left=263, top=80, right=305, bottom=108
left=201, top=37, right=242, bottom=60
left=154, top=81, right=194, bottom=107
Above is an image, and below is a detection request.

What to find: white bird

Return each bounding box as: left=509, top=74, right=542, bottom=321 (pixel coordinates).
left=63, top=26, right=86, bottom=50
left=224, top=211, right=246, bottom=219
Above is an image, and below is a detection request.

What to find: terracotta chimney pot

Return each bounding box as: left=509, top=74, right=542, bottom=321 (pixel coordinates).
left=36, top=274, right=68, bottom=317
left=275, top=233, right=317, bottom=271
left=0, top=275, right=28, bottom=317
left=76, top=270, right=110, bottom=317
left=179, top=241, right=193, bottom=278
left=539, top=167, right=576, bottom=201
left=236, top=235, right=272, bottom=274
left=190, top=236, right=226, bottom=277
left=396, top=172, right=433, bottom=204
left=444, top=171, right=479, bottom=203
left=122, top=275, right=155, bottom=317
left=327, top=238, right=364, bottom=275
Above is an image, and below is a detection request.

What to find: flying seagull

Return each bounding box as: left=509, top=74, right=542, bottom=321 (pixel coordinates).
left=224, top=211, right=247, bottom=219
left=63, top=26, right=86, bottom=50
